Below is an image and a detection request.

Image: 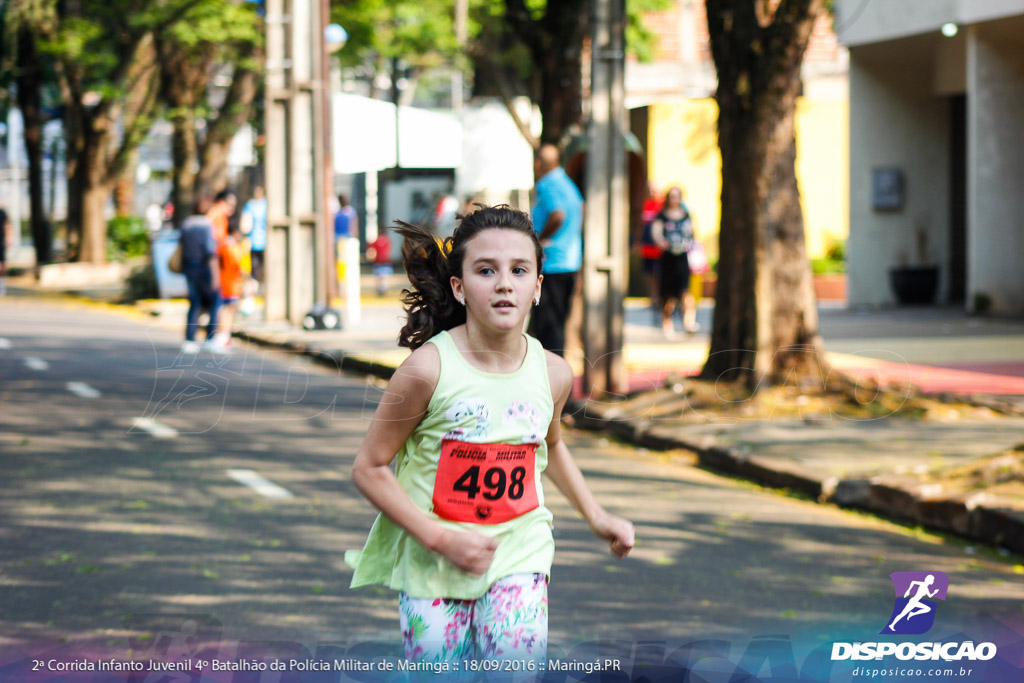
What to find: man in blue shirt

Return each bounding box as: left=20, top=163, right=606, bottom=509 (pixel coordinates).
left=334, top=193, right=358, bottom=240
left=530, top=144, right=583, bottom=356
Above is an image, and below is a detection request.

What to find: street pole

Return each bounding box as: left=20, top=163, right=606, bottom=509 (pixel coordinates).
left=264, top=0, right=331, bottom=325
left=7, top=103, right=24, bottom=250
left=582, top=0, right=628, bottom=396
left=321, top=0, right=337, bottom=305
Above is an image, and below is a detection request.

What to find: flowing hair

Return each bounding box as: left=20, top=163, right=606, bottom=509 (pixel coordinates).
left=396, top=204, right=543, bottom=349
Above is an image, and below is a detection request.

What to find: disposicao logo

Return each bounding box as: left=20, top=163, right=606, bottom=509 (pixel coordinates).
left=881, top=571, right=949, bottom=635
left=831, top=570, right=998, bottom=663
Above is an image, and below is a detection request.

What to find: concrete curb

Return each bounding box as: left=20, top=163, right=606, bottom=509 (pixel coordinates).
left=567, top=399, right=1024, bottom=556
left=234, top=329, right=397, bottom=381
left=234, top=327, right=1024, bottom=557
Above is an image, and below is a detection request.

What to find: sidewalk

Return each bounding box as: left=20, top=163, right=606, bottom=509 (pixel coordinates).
left=10, top=275, right=1024, bottom=555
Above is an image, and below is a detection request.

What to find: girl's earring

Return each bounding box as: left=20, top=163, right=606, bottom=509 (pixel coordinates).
left=533, top=297, right=540, bottom=307
left=459, top=298, right=466, bottom=306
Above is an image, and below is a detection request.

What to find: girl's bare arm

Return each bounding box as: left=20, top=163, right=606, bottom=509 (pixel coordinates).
left=542, top=354, right=635, bottom=558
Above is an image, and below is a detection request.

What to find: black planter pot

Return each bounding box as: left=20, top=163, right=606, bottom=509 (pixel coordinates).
left=889, top=265, right=939, bottom=305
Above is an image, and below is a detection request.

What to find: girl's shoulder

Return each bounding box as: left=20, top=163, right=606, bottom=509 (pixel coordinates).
left=391, top=341, right=442, bottom=393
left=543, top=349, right=573, bottom=406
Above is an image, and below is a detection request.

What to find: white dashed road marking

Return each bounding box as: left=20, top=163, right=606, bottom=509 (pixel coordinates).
left=67, top=382, right=102, bottom=399
left=0, top=338, right=11, bottom=350
left=131, top=417, right=179, bottom=439
left=227, top=469, right=295, bottom=499
left=25, top=357, right=49, bottom=371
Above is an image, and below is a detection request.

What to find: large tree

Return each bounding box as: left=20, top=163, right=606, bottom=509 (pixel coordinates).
left=155, top=0, right=262, bottom=225
left=332, top=0, right=666, bottom=150
left=702, top=0, right=828, bottom=388
left=39, top=0, right=205, bottom=263
left=502, top=0, right=589, bottom=148
left=331, top=0, right=462, bottom=103
left=475, top=0, right=671, bottom=148
left=2, top=0, right=57, bottom=265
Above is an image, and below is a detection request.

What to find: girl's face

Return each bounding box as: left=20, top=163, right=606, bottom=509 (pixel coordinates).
left=666, top=187, right=682, bottom=207
left=451, top=228, right=542, bottom=334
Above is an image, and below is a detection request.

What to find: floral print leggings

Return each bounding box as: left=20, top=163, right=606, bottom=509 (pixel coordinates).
left=399, top=573, right=548, bottom=663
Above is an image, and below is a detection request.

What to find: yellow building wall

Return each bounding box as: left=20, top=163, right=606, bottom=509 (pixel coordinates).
left=647, top=98, right=849, bottom=260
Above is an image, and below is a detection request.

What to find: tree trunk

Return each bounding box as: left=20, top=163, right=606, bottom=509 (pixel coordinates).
left=78, top=143, right=113, bottom=265
left=157, top=35, right=212, bottom=227
left=15, top=26, right=53, bottom=265
left=59, top=30, right=159, bottom=263
left=505, top=0, right=588, bottom=147
left=535, top=42, right=585, bottom=146
left=170, top=110, right=201, bottom=226
left=64, top=103, right=86, bottom=261
left=197, top=64, right=260, bottom=197
left=702, top=0, right=827, bottom=390
left=113, top=148, right=138, bottom=218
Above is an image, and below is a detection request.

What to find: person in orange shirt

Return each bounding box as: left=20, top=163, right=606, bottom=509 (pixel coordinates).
left=206, top=190, right=237, bottom=242
left=214, top=223, right=249, bottom=352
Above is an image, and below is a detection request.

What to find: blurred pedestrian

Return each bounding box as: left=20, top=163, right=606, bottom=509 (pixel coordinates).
left=529, top=144, right=583, bottom=357
left=214, top=222, right=249, bottom=353
left=335, top=194, right=357, bottom=241
left=367, top=228, right=393, bottom=297
left=638, top=182, right=664, bottom=321
left=431, top=192, right=459, bottom=238
left=206, top=190, right=237, bottom=242
left=651, top=186, right=699, bottom=337
left=179, top=199, right=224, bottom=354
left=240, top=186, right=267, bottom=286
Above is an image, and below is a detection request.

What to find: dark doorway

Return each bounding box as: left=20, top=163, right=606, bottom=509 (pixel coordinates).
left=949, top=95, right=967, bottom=303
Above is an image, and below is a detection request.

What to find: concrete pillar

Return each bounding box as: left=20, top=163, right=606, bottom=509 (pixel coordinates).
left=966, top=24, right=1024, bottom=315
left=264, top=0, right=331, bottom=325
left=582, top=0, right=627, bottom=396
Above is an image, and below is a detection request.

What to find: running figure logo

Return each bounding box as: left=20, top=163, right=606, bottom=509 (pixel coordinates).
left=881, top=571, right=949, bottom=635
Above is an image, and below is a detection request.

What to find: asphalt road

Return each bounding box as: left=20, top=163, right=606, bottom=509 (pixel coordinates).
left=1, top=296, right=1022, bottom=674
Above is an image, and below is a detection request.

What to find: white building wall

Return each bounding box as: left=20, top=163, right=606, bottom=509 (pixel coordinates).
left=837, top=0, right=1024, bottom=46
left=967, top=24, right=1024, bottom=314
left=837, top=0, right=956, bottom=46
left=456, top=99, right=536, bottom=204
left=847, top=57, right=950, bottom=306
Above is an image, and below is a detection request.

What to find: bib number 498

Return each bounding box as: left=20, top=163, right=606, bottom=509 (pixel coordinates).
left=433, top=440, right=539, bottom=524
left=453, top=465, right=527, bottom=501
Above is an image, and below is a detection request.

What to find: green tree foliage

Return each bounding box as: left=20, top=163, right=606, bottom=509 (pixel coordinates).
left=627, top=0, right=675, bottom=62
left=332, top=0, right=464, bottom=104
left=331, top=0, right=671, bottom=145
left=31, top=0, right=207, bottom=262
left=332, top=0, right=461, bottom=67
left=4, top=0, right=259, bottom=261
left=1, top=0, right=62, bottom=264
left=156, top=0, right=263, bottom=222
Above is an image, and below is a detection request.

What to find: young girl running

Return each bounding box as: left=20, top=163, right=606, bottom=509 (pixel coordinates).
left=346, top=205, right=634, bottom=665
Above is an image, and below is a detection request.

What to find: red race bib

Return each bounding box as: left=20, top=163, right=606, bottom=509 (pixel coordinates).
left=432, top=439, right=540, bottom=524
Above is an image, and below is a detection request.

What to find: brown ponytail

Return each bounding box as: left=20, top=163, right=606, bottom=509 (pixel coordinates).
left=395, top=204, right=541, bottom=350
left=395, top=222, right=465, bottom=349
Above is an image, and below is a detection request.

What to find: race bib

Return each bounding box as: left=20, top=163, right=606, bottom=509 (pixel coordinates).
left=432, top=439, right=540, bottom=524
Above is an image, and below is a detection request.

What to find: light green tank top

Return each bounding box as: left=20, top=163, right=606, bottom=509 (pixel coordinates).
left=346, top=330, right=556, bottom=599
